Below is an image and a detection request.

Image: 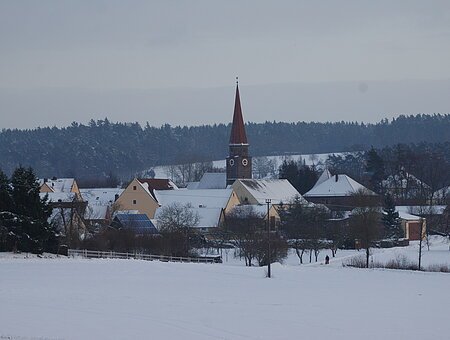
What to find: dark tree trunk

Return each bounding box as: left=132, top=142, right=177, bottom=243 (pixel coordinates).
left=366, top=247, right=370, bottom=268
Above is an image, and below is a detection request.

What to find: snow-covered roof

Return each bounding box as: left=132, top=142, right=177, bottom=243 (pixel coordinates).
left=304, top=174, right=375, bottom=197
left=39, top=178, right=75, bottom=193
left=186, top=182, right=200, bottom=190
left=313, top=169, right=332, bottom=188
left=237, top=179, right=304, bottom=205
left=398, top=211, right=422, bottom=221
left=196, top=173, right=227, bottom=189
left=382, top=171, right=431, bottom=191
left=80, top=188, right=124, bottom=205
left=85, top=205, right=109, bottom=220
left=80, top=188, right=124, bottom=220
left=434, top=186, right=450, bottom=198
left=41, top=192, right=77, bottom=203
left=154, top=189, right=233, bottom=228
left=114, top=214, right=159, bottom=234
left=137, top=178, right=178, bottom=200
left=396, top=205, right=447, bottom=215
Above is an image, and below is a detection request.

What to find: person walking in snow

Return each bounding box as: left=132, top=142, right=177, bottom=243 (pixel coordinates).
left=325, top=255, right=330, bottom=265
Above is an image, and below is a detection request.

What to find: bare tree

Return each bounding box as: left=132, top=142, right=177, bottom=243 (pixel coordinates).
left=223, top=206, right=264, bottom=266
left=279, top=197, right=330, bottom=264
left=157, top=202, right=200, bottom=256
left=349, top=189, right=381, bottom=268
left=253, top=157, right=276, bottom=179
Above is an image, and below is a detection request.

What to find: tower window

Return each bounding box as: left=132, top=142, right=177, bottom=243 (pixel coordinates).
left=132, top=199, right=137, bottom=205
left=133, top=185, right=137, bottom=191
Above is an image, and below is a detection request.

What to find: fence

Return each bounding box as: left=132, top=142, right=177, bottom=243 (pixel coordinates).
left=68, top=249, right=222, bottom=264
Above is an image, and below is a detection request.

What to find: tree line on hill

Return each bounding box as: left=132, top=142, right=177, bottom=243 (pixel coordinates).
left=279, top=142, right=450, bottom=203
left=0, top=114, right=449, bottom=179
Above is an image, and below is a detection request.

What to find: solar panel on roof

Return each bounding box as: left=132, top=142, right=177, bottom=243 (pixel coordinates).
left=115, top=214, right=159, bottom=234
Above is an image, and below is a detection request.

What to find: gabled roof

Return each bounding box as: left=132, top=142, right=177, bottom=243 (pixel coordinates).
left=229, top=83, right=248, bottom=145
left=137, top=178, right=178, bottom=201
left=236, top=179, right=305, bottom=205
left=304, top=174, right=375, bottom=197
left=313, top=169, right=332, bottom=188
left=398, top=211, right=422, bottom=221
left=186, top=182, right=200, bottom=190
left=114, top=214, right=159, bottom=234
left=39, top=178, right=75, bottom=193
left=40, top=192, right=77, bottom=203
left=196, top=173, right=227, bottom=189
left=80, top=188, right=124, bottom=205
left=137, top=178, right=178, bottom=190
left=154, top=189, right=233, bottom=228
left=434, top=185, right=450, bottom=198
left=80, top=188, right=124, bottom=220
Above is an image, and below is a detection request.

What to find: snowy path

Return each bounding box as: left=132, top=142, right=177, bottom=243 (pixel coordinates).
left=1, top=255, right=449, bottom=340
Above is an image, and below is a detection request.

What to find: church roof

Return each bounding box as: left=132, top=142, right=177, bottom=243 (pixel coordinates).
left=229, top=83, right=248, bottom=145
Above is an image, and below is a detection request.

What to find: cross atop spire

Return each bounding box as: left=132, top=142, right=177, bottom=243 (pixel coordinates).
left=229, top=79, right=248, bottom=145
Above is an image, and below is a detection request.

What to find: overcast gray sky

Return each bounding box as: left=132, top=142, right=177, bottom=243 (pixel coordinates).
left=1, top=0, right=450, bottom=129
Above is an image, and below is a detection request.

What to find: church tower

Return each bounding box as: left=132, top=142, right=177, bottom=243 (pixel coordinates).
left=226, top=79, right=252, bottom=186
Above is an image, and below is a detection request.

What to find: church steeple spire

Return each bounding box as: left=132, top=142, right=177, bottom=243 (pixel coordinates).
left=226, top=78, right=252, bottom=185
left=229, top=78, right=248, bottom=145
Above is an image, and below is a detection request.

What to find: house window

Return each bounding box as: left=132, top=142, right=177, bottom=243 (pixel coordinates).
left=133, top=186, right=137, bottom=191
left=132, top=199, right=137, bottom=205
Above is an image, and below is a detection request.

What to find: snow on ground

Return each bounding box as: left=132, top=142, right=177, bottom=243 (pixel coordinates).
left=1, top=239, right=449, bottom=340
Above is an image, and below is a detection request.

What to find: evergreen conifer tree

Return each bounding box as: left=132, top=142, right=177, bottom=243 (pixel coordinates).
left=382, top=194, right=403, bottom=240
left=9, top=166, right=56, bottom=253
left=366, top=147, right=385, bottom=193
left=0, top=169, right=12, bottom=212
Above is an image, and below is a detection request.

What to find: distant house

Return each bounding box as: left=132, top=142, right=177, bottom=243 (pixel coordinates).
left=80, top=188, right=124, bottom=226
left=42, top=192, right=88, bottom=241
left=312, top=169, right=332, bottom=189
left=112, top=214, right=159, bottom=235
left=39, top=177, right=81, bottom=198
left=188, top=172, right=227, bottom=190
left=231, top=179, right=305, bottom=206
left=396, top=205, right=447, bottom=235
left=115, top=178, right=178, bottom=219
left=154, top=189, right=240, bottom=232
left=433, top=186, right=450, bottom=204
left=304, top=174, right=378, bottom=211
left=382, top=170, right=430, bottom=204
left=397, top=211, right=426, bottom=241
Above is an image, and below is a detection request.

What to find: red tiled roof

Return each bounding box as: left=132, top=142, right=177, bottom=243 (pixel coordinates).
left=229, top=84, right=248, bottom=145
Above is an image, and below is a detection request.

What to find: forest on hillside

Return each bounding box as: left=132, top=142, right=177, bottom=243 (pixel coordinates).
left=0, top=114, right=449, bottom=179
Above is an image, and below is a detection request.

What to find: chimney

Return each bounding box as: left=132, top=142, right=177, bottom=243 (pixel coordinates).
left=114, top=194, right=119, bottom=202
left=44, top=178, right=48, bottom=183
left=335, top=174, right=338, bottom=182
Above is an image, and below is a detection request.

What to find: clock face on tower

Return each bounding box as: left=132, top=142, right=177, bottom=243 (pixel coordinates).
left=242, top=158, right=248, bottom=166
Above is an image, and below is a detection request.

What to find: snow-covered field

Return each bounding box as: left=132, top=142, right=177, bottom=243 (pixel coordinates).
left=1, top=238, right=449, bottom=340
